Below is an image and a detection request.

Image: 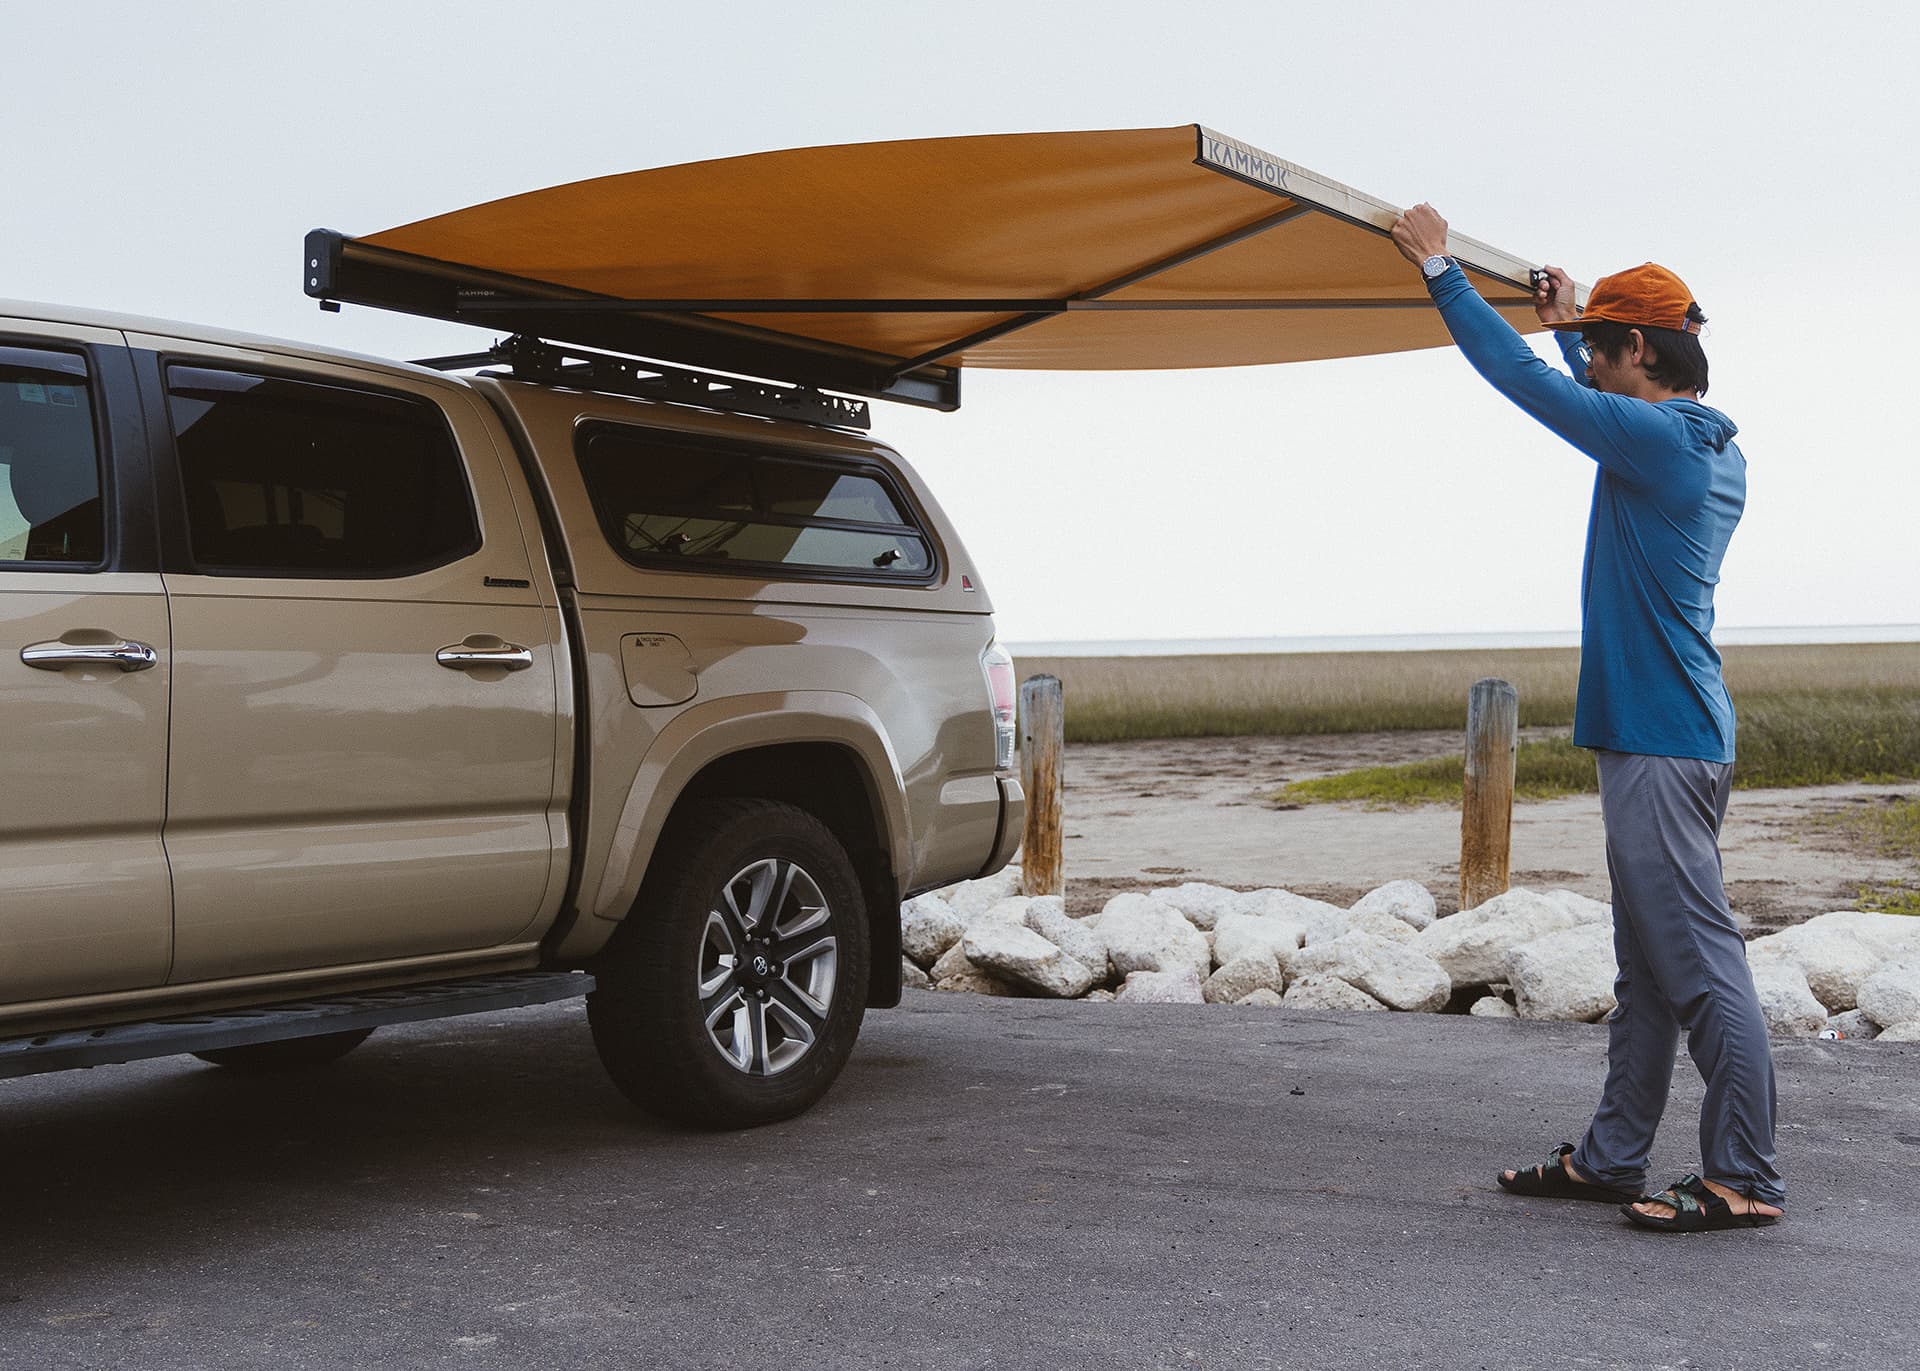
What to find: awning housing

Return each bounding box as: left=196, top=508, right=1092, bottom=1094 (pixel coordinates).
left=305, top=125, right=1577, bottom=412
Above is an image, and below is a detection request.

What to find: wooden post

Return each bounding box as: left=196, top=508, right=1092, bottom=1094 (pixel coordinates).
left=1019, top=674, right=1065, bottom=897
left=1460, top=677, right=1519, bottom=913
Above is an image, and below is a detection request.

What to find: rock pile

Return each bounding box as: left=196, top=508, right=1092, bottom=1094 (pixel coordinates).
left=902, top=867, right=1920, bottom=1041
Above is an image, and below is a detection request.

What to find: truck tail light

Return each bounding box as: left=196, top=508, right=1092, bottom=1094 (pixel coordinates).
left=981, top=640, right=1017, bottom=771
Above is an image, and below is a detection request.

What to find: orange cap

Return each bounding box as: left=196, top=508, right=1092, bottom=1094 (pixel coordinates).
left=1546, top=262, right=1702, bottom=335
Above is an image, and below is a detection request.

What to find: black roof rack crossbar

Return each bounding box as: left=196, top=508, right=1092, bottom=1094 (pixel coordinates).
left=305, top=229, right=959, bottom=411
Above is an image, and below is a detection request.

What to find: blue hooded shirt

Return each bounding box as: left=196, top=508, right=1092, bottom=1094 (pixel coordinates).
left=1426, top=264, right=1746, bottom=762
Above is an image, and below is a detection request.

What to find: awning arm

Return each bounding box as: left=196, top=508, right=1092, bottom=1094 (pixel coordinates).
left=886, top=201, right=1317, bottom=376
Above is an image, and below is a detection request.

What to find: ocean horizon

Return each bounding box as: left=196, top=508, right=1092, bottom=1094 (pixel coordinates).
left=1007, top=624, right=1920, bottom=658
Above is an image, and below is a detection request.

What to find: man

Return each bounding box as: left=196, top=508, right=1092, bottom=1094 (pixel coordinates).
left=1387, top=203, right=1783, bottom=1232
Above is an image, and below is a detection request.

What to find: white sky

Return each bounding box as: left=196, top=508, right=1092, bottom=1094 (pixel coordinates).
left=5, top=1, right=1915, bottom=643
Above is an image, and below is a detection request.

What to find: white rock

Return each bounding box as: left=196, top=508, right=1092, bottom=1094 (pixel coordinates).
left=1747, top=923, right=1881, bottom=1012
left=1203, top=952, right=1286, bottom=1005
left=1470, top=995, right=1518, bottom=1018
left=1506, top=923, right=1618, bottom=1022
left=1238, top=889, right=1352, bottom=945
left=1748, top=959, right=1829, bottom=1036
left=963, top=921, right=1095, bottom=999
left=1024, top=897, right=1111, bottom=984
left=974, top=895, right=1037, bottom=930
left=929, top=940, right=974, bottom=982
left=1212, top=911, right=1304, bottom=972
left=1858, top=962, right=1920, bottom=1029
left=1349, top=909, right=1420, bottom=944
left=1281, top=973, right=1386, bottom=1012
left=934, top=969, right=1024, bottom=996
left=1287, top=929, right=1388, bottom=983
left=1413, top=888, right=1604, bottom=988
left=944, top=866, right=1025, bottom=921
left=1350, top=879, right=1438, bottom=930
left=1874, top=1021, right=1920, bottom=1042
left=929, top=940, right=1022, bottom=995
left=1287, top=931, right=1450, bottom=1013
left=1825, top=1009, right=1880, bottom=1040
left=1147, top=882, right=1243, bottom=931
left=1360, top=944, right=1452, bottom=1013
left=901, top=957, right=932, bottom=991
left=1083, top=989, right=1116, bottom=1003
left=1542, top=889, right=1614, bottom=924
left=901, top=893, right=966, bottom=969
left=1095, top=893, right=1211, bottom=981
left=1115, top=968, right=1206, bottom=1004
left=1234, top=988, right=1285, bottom=1007
left=1803, top=910, right=1920, bottom=962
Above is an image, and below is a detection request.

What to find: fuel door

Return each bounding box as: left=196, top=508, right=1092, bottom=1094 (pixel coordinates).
left=620, top=632, right=698, bottom=707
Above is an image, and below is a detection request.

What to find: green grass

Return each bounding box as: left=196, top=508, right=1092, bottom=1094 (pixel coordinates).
left=1283, top=736, right=1598, bottom=806
left=1811, top=797, right=1920, bottom=916
left=1277, top=693, right=1920, bottom=806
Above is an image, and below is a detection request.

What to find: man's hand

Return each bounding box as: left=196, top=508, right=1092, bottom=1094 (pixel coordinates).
left=1390, top=203, right=1449, bottom=267
left=1533, top=265, right=1578, bottom=326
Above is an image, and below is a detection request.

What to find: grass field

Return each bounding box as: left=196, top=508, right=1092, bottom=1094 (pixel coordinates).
left=1019, top=642, right=1920, bottom=798
left=1021, top=642, right=1919, bottom=745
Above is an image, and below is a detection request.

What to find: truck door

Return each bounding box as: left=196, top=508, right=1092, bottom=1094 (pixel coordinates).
left=130, top=341, right=564, bottom=983
left=0, top=325, right=173, bottom=1002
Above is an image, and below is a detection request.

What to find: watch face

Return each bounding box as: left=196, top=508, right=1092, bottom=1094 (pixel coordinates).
left=1422, top=255, right=1448, bottom=279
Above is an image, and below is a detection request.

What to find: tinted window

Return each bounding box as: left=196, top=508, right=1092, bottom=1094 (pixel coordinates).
left=0, top=345, right=104, bottom=566
left=577, top=426, right=932, bottom=579
left=167, top=367, right=478, bottom=577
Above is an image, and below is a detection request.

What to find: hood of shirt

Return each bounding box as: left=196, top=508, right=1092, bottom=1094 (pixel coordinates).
left=1663, top=398, right=1739, bottom=452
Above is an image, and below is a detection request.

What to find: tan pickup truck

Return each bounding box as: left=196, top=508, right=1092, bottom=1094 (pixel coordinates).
left=0, top=301, right=1023, bottom=1127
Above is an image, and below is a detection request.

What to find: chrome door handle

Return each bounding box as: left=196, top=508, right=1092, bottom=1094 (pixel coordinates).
left=21, top=638, right=159, bottom=673
left=436, top=641, right=534, bottom=672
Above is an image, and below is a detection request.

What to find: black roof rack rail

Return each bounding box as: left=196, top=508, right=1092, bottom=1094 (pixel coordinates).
left=431, top=335, right=871, bottom=431
left=306, top=229, right=958, bottom=412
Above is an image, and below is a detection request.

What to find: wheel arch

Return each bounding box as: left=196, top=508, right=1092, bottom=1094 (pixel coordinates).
left=565, top=692, right=911, bottom=1005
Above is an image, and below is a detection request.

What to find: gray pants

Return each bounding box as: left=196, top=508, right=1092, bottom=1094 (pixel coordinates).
left=1569, top=750, right=1784, bottom=1207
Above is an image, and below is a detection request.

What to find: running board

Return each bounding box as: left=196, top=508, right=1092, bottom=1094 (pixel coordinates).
left=0, top=970, right=594, bottom=1080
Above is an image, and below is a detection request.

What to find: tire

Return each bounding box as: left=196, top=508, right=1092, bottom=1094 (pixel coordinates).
left=193, top=1027, right=375, bottom=1070
left=588, top=798, right=870, bottom=1128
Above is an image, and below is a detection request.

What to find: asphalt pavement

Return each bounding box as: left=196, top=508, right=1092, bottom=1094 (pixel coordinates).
left=2, top=992, right=1915, bottom=1371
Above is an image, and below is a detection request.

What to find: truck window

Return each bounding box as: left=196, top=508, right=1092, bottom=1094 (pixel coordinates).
left=0, top=345, right=104, bottom=566
left=165, top=366, right=479, bottom=577
left=576, top=424, right=933, bottom=581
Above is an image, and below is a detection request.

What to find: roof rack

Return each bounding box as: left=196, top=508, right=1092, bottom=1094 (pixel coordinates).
left=305, top=229, right=957, bottom=413
left=415, top=335, right=871, bottom=430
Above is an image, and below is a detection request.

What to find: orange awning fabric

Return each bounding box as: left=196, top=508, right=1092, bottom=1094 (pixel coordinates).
left=316, top=126, right=1572, bottom=405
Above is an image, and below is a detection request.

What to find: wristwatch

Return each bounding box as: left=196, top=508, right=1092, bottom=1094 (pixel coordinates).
left=1420, top=254, right=1453, bottom=281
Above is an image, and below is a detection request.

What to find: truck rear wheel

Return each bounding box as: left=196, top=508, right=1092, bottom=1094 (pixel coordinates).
left=193, top=1028, right=375, bottom=1070
left=588, top=799, right=870, bottom=1128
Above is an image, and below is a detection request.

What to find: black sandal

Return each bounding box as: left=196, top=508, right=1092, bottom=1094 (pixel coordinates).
left=1496, top=1143, right=1639, bottom=1204
left=1621, top=1174, right=1783, bottom=1232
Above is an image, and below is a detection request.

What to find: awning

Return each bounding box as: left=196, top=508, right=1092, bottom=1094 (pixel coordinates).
left=306, top=125, right=1577, bottom=411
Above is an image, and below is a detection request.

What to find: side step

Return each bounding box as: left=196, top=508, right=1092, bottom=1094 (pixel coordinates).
left=0, top=970, right=594, bottom=1081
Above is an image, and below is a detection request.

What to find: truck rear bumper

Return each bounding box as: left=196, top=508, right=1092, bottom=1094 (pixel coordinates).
left=983, top=775, right=1026, bottom=877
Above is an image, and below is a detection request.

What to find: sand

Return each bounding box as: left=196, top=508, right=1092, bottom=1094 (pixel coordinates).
left=1053, top=731, right=1919, bottom=934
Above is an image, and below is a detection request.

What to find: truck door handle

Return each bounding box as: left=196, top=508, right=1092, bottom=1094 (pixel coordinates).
left=436, top=639, right=535, bottom=672
left=21, top=638, right=159, bottom=673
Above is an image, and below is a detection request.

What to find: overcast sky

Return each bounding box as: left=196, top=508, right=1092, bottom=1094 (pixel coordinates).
left=6, top=1, right=1915, bottom=644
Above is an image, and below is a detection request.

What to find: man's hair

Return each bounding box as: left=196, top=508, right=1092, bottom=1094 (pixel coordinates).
left=1582, top=304, right=1710, bottom=396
